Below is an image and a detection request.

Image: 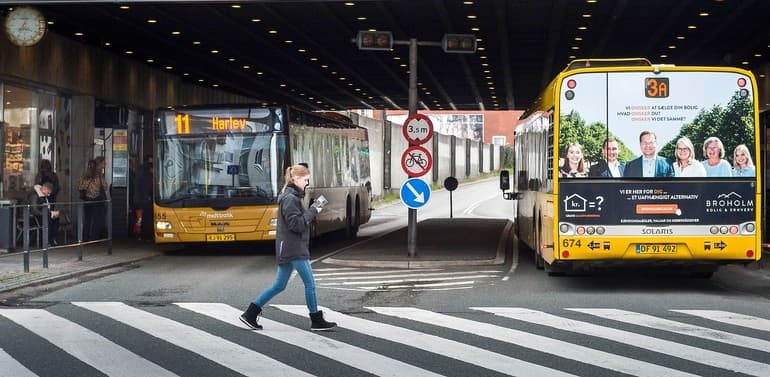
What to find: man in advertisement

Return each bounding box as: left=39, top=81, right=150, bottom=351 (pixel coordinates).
left=588, top=136, right=625, bottom=177
left=624, top=131, right=674, bottom=178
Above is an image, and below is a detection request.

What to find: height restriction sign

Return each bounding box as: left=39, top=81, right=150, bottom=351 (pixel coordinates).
left=401, top=145, right=433, bottom=177
left=402, top=113, right=433, bottom=145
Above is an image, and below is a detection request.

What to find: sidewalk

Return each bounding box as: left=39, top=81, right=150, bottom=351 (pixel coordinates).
left=0, top=218, right=512, bottom=295
left=321, top=218, right=512, bottom=268
left=0, top=240, right=161, bottom=294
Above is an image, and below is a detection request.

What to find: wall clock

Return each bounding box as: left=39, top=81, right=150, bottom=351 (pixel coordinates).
left=5, top=6, right=46, bottom=47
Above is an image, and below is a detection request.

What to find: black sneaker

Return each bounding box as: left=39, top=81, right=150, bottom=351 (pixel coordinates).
left=239, top=303, right=263, bottom=330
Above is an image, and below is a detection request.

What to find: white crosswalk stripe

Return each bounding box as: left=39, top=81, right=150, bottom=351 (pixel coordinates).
left=71, top=301, right=313, bottom=377
left=0, top=348, right=38, bottom=377
left=2, top=303, right=769, bottom=377
left=0, top=309, right=177, bottom=377
left=476, top=307, right=770, bottom=377
left=176, top=302, right=444, bottom=377
left=672, top=309, right=770, bottom=332
left=370, top=306, right=698, bottom=377
left=314, top=268, right=503, bottom=291
left=274, top=304, right=579, bottom=377
left=568, top=308, right=770, bottom=351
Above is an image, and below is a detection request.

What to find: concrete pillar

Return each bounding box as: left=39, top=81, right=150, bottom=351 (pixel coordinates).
left=69, top=95, right=94, bottom=204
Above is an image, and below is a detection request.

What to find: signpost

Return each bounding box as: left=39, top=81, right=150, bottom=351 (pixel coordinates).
left=401, top=115, right=433, bottom=257
left=355, top=31, right=474, bottom=258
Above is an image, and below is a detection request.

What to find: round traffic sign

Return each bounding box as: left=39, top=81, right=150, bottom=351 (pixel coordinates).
left=444, top=176, right=458, bottom=191
left=401, top=145, right=433, bottom=177
left=402, top=113, right=433, bottom=145
left=400, top=178, right=431, bottom=209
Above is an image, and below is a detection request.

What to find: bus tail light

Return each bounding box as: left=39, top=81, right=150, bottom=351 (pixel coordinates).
left=729, top=226, right=739, bottom=235
left=746, top=250, right=754, bottom=258
left=576, top=226, right=585, bottom=235
left=562, top=250, right=570, bottom=258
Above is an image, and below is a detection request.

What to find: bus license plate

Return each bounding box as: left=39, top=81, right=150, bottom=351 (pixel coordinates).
left=636, top=244, right=677, bottom=254
left=206, top=234, right=235, bottom=242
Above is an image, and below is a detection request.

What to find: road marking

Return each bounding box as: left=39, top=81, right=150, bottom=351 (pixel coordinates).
left=319, top=274, right=499, bottom=286
left=376, top=306, right=698, bottom=377
left=478, top=307, right=770, bottom=377
left=274, top=304, right=578, bottom=377
left=72, top=301, right=312, bottom=377
left=358, top=280, right=474, bottom=290
left=672, top=310, right=770, bottom=332
left=569, top=308, right=770, bottom=352
left=176, top=303, right=443, bottom=377
left=0, top=309, right=177, bottom=377
left=0, top=348, right=38, bottom=377
left=315, top=270, right=490, bottom=279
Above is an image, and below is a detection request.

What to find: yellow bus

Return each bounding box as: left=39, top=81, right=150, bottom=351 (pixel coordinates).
left=152, top=105, right=372, bottom=244
left=501, top=58, right=761, bottom=277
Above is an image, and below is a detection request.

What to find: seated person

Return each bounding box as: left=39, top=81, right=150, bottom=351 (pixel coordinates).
left=27, top=182, right=60, bottom=246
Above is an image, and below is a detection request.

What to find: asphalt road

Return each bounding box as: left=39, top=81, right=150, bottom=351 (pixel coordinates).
left=2, top=177, right=770, bottom=377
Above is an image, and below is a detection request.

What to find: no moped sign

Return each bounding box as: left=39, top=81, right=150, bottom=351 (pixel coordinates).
left=402, top=113, right=433, bottom=145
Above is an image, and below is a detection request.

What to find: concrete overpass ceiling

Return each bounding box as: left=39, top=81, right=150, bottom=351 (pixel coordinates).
left=24, top=0, right=770, bottom=111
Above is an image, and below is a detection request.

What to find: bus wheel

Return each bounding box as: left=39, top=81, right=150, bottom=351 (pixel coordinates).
left=345, top=199, right=358, bottom=239
left=534, top=225, right=544, bottom=270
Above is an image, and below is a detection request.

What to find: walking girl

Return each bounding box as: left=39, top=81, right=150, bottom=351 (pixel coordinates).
left=240, top=164, right=336, bottom=331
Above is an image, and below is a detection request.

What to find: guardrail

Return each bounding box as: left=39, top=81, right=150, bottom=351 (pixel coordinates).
left=0, top=199, right=113, bottom=273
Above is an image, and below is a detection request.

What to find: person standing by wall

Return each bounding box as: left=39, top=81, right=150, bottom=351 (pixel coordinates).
left=78, top=157, right=109, bottom=240
left=240, top=164, right=336, bottom=331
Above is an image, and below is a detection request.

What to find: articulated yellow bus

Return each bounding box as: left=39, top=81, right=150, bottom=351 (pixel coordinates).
left=152, top=105, right=372, bottom=244
left=502, top=58, right=761, bottom=277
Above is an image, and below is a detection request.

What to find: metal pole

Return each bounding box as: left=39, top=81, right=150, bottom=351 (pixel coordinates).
left=450, top=192, right=453, bottom=219
left=42, top=205, right=49, bottom=268
left=23, top=206, right=30, bottom=272
left=78, top=202, right=84, bottom=261
left=107, top=199, right=113, bottom=255
left=407, top=38, right=418, bottom=258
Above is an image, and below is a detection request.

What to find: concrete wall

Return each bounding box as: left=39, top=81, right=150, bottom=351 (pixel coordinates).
left=0, top=32, right=254, bottom=110
left=349, top=112, right=502, bottom=199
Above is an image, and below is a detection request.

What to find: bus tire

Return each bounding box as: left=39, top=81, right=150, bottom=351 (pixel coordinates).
left=535, top=218, right=544, bottom=270
left=345, top=198, right=358, bottom=239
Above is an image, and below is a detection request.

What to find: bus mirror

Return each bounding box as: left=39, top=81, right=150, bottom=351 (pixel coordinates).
left=499, top=170, right=510, bottom=191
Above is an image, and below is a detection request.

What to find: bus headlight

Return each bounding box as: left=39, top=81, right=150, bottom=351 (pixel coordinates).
left=269, top=218, right=277, bottom=226
left=156, top=221, right=173, bottom=230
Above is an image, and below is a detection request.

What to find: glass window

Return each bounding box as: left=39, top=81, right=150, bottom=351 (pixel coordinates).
left=2, top=85, right=37, bottom=200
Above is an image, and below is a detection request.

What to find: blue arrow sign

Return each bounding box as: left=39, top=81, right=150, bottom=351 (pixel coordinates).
left=400, top=178, right=431, bottom=209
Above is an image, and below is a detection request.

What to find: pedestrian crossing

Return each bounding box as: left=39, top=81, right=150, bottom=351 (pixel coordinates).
left=1, top=303, right=769, bottom=377
left=313, top=267, right=504, bottom=291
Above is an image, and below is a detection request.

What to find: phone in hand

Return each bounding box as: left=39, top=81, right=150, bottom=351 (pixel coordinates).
left=315, top=195, right=328, bottom=208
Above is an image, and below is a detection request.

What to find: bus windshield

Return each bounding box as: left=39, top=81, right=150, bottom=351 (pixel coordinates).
left=155, top=108, right=287, bottom=207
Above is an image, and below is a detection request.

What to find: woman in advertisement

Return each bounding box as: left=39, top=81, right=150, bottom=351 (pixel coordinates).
left=559, top=142, right=587, bottom=177
left=672, top=137, right=706, bottom=177
left=702, top=137, right=732, bottom=177
left=731, top=144, right=755, bottom=177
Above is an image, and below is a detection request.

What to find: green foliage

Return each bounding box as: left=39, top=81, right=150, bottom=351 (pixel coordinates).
left=558, top=111, right=634, bottom=163
left=658, top=91, right=754, bottom=163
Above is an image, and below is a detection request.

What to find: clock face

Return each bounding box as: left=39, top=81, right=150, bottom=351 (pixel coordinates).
left=5, top=6, right=47, bottom=47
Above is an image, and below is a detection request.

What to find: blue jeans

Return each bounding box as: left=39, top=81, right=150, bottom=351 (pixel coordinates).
left=254, top=259, right=318, bottom=313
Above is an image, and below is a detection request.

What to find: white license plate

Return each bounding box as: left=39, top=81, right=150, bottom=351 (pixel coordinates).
left=206, top=233, right=235, bottom=242
left=636, top=244, right=677, bottom=254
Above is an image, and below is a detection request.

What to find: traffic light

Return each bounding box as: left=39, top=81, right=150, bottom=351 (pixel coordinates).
left=356, top=30, right=393, bottom=51
left=442, top=34, right=477, bottom=53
